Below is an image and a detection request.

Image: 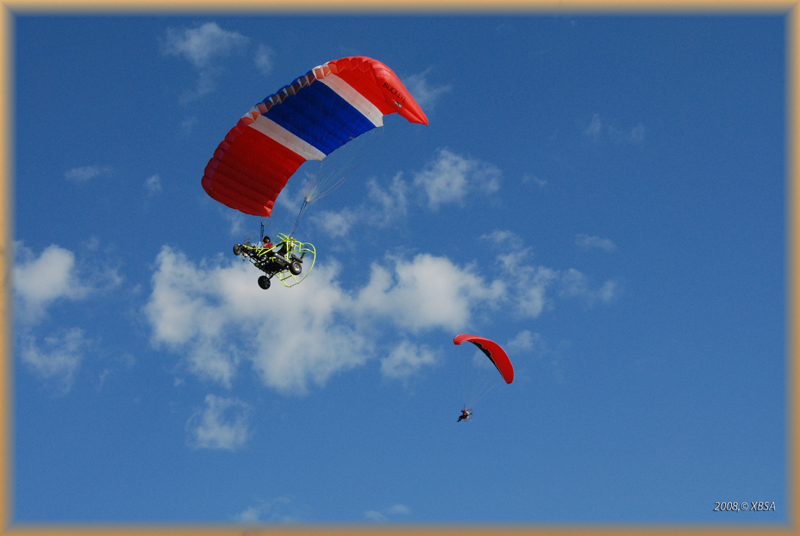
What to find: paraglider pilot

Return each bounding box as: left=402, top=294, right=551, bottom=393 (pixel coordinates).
left=261, top=235, right=289, bottom=257
left=457, top=408, right=471, bottom=422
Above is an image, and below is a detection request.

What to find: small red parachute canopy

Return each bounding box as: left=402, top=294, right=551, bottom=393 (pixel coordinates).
left=202, top=56, right=428, bottom=217
left=453, top=334, right=514, bottom=384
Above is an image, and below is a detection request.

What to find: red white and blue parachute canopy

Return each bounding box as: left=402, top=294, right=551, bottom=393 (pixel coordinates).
left=453, top=334, right=514, bottom=384
left=202, top=56, right=429, bottom=217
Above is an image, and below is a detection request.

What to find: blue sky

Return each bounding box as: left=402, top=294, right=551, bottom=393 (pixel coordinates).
left=11, top=13, right=787, bottom=524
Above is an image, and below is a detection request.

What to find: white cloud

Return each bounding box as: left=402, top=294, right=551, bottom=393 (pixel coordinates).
left=576, top=233, right=617, bottom=252
left=515, top=266, right=559, bottom=318
left=234, top=496, right=294, bottom=523
left=364, top=504, right=411, bottom=521
left=254, top=43, right=275, bottom=75
left=144, top=230, right=618, bottom=393
left=559, top=268, right=619, bottom=306
left=481, top=229, right=526, bottom=260
left=355, top=254, right=505, bottom=333
left=523, top=173, right=548, bottom=187
left=366, top=173, right=409, bottom=224
left=144, top=174, right=162, bottom=195
left=363, top=511, right=385, bottom=521
left=584, top=114, right=645, bottom=144
left=235, top=506, right=260, bottom=523
left=507, top=329, right=539, bottom=351
left=19, top=328, right=87, bottom=393
left=275, top=183, right=308, bottom=215
left=84, top=236, right=101, bottom=251
left=584, top=113, right=602, bottom=137
left=480, top=231, right=557, bottom=318
left=307, top=173, right=408, bottom=239
left=311, top=208, right=358, bottom=238
left=403, top=69, right=450, bottom=109
left=306, top=149, right=503, bottom=238
left=413, top=149, right=501, bottom=210
left=628, top=124, right=646, bottom=143
left=163, top=22, right=248, bottom=69
left=222, top=210, right=247, bottom=238
left=186, top=394, right=251, bottom=450
left=481, top=230, right=617, bottom=316
left=245, top=264, right=370, bottom=394
left=162, top=22, right=249, bottom=102
left=145, top=248, right=505, bottom=393
left=597, top=280, right=619, bottom=303
left=65, top=166, right=111, bottom=182
left=380, top=340, right=437, bottom=380
left=14, top=243, right=122, bottom=392
left=96, top=352, right=135, bottom=393
left=14, top=243, right=91, bottom=324
left=385, top=504, right=411, bottom=515
left=181, top=116, right=199, bottom=133
left=143, top=248, right=244, bottom=386
left=560, top=269, right=590, bottom=299
left=145, top=247, right=368, bottom=393
left=308, top=150, right=502, bottom=238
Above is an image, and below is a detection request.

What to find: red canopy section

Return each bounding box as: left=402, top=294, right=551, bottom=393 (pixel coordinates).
left=453, top=334, right=514, bottom=384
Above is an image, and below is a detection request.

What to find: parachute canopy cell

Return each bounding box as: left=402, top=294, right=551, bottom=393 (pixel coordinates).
left=202, top=56, right=429, bottom=217
left=453, top=334, right=514, bottom=384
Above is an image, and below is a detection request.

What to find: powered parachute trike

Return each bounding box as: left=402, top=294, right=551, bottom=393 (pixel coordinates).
left=202, top=56, right=428, bottom=289
left=233, top=233, right=315, bottom=290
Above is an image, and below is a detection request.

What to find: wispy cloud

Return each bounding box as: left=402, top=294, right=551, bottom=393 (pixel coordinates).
left=144, top=174, right=162, bottom=195
left=364, top=504, right=411, bottom=521
left=480, top=230, right=555, bottom=318
left=234, top=496, right=296, bottom=523
left=163, top=22, right=248, bottom=69
left=403, top=68, right=450, bottom=110
left=354, top=253, right=505, bottom=333
left=186, top=394, right=252, bottom=450
left=576, top=233, right=617, bottom=252
left=413, top=149, right=501, bottom=210
left=14, top=243, right=92, bottom=324
left=523, top=173, right=548, bottom=187
left=145, top=248, right=502, bottom=393
left=379, top=340, right=438, bottom=381
left=65, top=165, right=112, bottom=182
left=254, top=43, right=275, bottom=75
left=310, top=208, right=359, bottom=238
left=599, top=280, right=618, bottom=302
left=481, top=230, right=619, bottom=314
left=143, top=249, right=243, bottom=387
left=145, top=248, right=367, bottom=393
left=584, top=113, right=646, bottom=144
left=311, top=149, right=501, bottom=239
left=584, top=113, right=602, bottom=137
left=181, top=116, right=199, bottom=134
left=222, top=210, right=247, bottom=238
left=144, top=230, right=618, bottom=393
left=559, top=268, right=619, bottom=306
left=627, top=124, right=646, bottom=143
left=310, top=173, right=408, bottom=239
left=162, top=22, right=249, bottom=102
left=14, top=242, right=123, bottom=392
left=507, top=329, right=541, bottom=352
left=366, top=173, right=409, bottom=225
left=19, top=328, right=87, bottom=394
